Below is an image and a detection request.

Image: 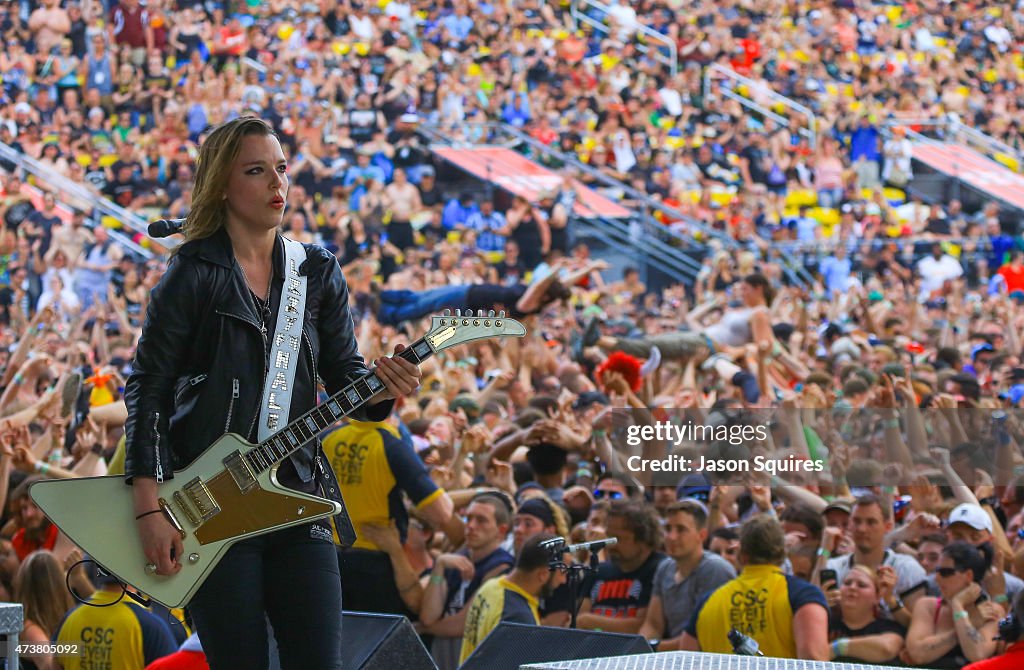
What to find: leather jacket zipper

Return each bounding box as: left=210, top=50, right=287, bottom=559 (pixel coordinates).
left=153, top=412, right=163, bottom=483
left=214, top=309, right=268, bottom=441
left=175, top=374, right=208, bottom=405
left=302, top=329, right=318, bottom=409
left=225, top=378, right=240, bottom=433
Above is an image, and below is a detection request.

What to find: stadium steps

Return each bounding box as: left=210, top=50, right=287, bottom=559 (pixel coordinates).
left=0, top=141, right=156, bottom=259
left=419, top=122, right=757, bottom=288
left=884, top=120, right=1024, bottom=224
left=455, top=125, right=814, bottom=288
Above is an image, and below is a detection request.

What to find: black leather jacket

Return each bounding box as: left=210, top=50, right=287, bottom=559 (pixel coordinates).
left=124, top=229, right=391, bottom=498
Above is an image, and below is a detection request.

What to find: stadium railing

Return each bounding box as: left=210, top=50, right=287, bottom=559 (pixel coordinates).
left=703, top=63, right=817, bottom=149
left=0, top=141, right=155, bottom=259
left=569, top=0, right=678, bottom=76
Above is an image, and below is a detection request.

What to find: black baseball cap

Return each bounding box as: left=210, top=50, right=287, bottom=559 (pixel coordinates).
left=572, top=391, right=610, bottom=411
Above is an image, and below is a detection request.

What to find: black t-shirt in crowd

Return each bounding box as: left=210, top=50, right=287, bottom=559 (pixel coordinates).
left=540, top=582, right=574, bottom=619
left=104, top=177, right=138, bottom=208
left=741, top=144, right=769, bottom=184
left=924, top=217, right=952, bottom=235
left=84, top=165, right=108, bottom=192
left=584, top=551, right=668, bottom=620
left=26, top=210, right=60, bottom=254
left=491, top=257, right=526, bottom=286
left=829, top=616, right=905, bottom=665
left=417, top=182, right=443, bottom=209
left=144, top=71, right=172, bottom=94
left=0, top=140, right=23, bottom=173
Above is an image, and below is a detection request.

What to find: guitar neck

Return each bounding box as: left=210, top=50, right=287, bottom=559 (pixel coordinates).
left=241, top=337, right=436, bottom=474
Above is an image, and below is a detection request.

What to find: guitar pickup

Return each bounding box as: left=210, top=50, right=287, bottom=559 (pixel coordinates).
left=223, top=451, right=257, bottom=494
left=184, top=477, right=221, bottom=521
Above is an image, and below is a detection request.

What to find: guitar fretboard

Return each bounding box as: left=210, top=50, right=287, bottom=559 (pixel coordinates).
left=240, top=337, right=436, bottom=474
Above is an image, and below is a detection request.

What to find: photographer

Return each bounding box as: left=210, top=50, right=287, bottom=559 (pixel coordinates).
left=965, top=592, right=1024, bottom=670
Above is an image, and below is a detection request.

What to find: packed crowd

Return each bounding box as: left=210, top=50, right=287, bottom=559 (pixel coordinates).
left=3, top=0, right=1024, bottom=669
left=1, top=0, right=1023, bottom=252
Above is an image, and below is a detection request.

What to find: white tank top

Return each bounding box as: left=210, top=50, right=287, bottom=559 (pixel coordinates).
left=704, top=306, right=759, bottom=347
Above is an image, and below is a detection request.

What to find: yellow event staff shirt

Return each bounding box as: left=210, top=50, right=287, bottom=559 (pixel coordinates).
left=459, top=576, right=540, bottom=664
left=53, top=589, right=177, bottom=670
left=323, top=420, right=443, bottom=550
left=686, top=564, right=828, bottom=659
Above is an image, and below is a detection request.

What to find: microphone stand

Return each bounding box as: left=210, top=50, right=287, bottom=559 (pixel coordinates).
left=545, top=543, right=601, bottom=630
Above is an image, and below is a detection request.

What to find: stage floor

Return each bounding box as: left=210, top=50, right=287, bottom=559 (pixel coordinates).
left=522, top=651, right=910, bottom=670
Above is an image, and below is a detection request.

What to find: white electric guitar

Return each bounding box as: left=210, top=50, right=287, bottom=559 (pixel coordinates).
left=31, top=310, right=525, bottom=608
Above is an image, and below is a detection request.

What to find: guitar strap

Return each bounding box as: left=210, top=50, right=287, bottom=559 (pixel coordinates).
left=258, top=236, right=307, bottom=441
left=256, top=237, right=358, bottom=547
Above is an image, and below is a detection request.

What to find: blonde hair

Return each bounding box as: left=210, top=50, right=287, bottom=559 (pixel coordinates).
left=180, top=116, right=279, bottom=245
left=737, top=251, right=756, bottom=274
left=847, top=564, right=880, bottom=589
left=13, top=551, right=75, bottom=638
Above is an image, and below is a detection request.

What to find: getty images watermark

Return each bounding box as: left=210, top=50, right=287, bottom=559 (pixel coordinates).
left=623, top=420, right=826, bottom=476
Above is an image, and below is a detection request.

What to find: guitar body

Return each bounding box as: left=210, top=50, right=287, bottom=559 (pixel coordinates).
left=30, top=432, right=340, bottom=608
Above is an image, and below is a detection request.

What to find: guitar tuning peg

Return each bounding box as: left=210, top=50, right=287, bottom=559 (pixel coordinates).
left=498, top=310, right=505, bottom=318
left=477, top=309, right=485, bottom=317
left=455, top=309, right=461, bottom=317
left=442, top=309, right=451, bottom=317
left=488, top=310, right=495, bottom=317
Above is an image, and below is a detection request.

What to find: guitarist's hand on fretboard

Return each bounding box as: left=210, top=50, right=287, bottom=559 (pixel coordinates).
left=371, top=343, right=422, bottom=401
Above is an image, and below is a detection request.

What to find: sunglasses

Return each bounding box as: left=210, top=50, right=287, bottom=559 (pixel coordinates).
left=593, top=489, right=624, bottom=500
left=935, top=567, right=964, bottom=578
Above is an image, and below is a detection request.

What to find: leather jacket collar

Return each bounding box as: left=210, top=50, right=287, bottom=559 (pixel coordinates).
left=177, top=226, right=283, bottom=272
left=177, top=227, right=331, bottom=278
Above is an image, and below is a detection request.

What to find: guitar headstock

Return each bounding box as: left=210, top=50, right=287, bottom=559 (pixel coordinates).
left=425, top=310, right=527, bottom=352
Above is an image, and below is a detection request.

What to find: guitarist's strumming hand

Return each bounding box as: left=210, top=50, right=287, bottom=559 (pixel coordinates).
left=370, top=343, right=422, bottom=402
left=133, top=477, right=184, bottom=577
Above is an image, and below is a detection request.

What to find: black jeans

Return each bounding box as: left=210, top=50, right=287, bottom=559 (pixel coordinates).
left=188, top=520, right=342, bottom=670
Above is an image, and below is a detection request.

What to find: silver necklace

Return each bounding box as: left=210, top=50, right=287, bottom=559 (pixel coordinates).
left=239, top=263, right=273, bottom=336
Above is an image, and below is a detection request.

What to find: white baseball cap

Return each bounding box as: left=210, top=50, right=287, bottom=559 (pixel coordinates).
left=948, top=503, right=992, bottom=532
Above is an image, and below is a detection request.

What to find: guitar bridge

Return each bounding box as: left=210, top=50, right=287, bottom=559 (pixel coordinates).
left=158, top=498, right=187, bottom=539
left=172, top=491, right=200, bottom=527
left=223, top=451, right=257, bottom=494
left=184, top=477, right=221, bottom=521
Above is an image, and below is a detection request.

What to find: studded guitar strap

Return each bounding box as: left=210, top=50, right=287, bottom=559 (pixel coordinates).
left=257, top=236, right=308, bottom=441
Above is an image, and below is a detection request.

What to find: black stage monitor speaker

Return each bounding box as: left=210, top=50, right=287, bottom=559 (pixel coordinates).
left=341, top=612, right=436, bottom=670
left=459, top=622, right=652, bottom=670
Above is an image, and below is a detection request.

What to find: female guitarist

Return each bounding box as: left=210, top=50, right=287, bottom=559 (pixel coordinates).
left=123, top=116, right=421, bottom=669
